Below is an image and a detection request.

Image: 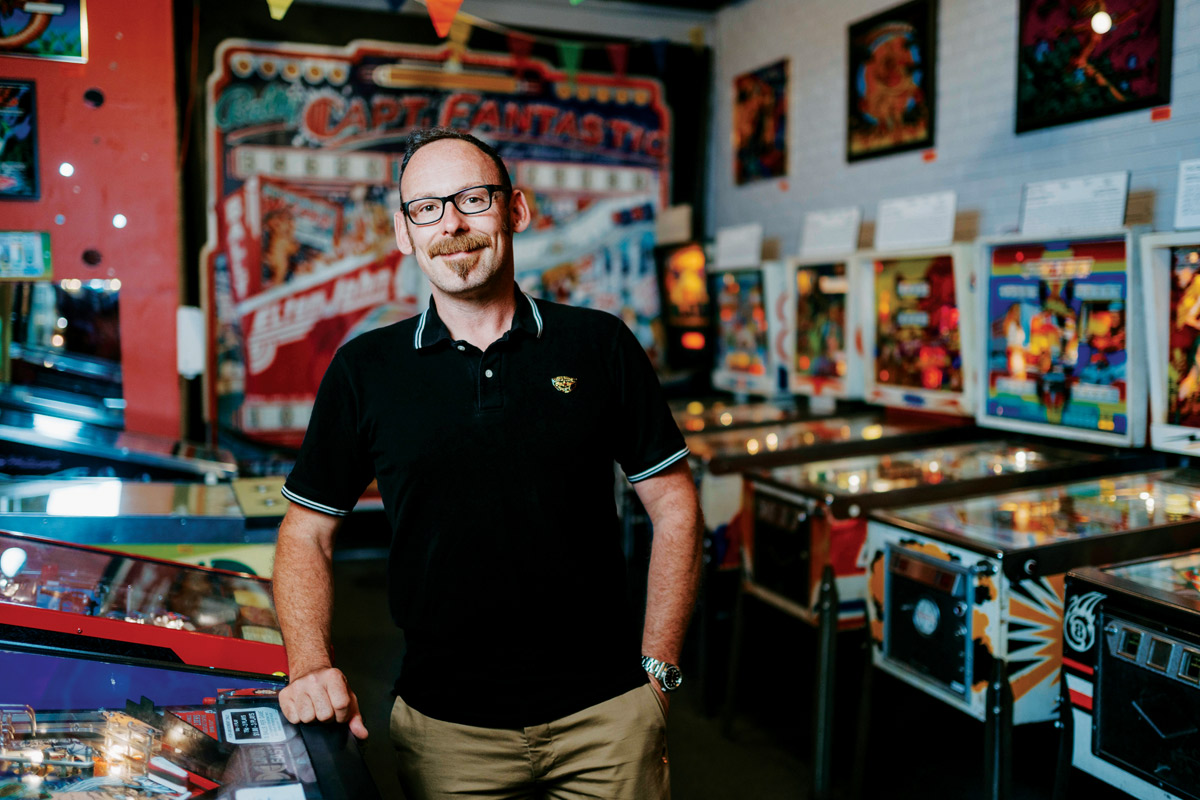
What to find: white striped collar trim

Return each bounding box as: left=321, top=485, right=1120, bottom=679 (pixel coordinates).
left=627, top=447, right=690, bottom=483
left=413, top=308, right=430, bottom=349
left=281, top=486, right=351, bottom=517
left=523, top=292, right=544, bottom=338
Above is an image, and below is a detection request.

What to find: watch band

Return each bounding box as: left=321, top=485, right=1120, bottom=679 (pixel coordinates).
left=641, top=656, right=683, bottom=692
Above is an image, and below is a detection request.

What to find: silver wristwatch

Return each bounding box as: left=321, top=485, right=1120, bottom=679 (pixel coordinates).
left=642, top=656, right=683, bottom=692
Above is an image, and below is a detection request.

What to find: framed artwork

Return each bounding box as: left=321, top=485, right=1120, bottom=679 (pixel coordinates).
left=1016, top=0, right=1174, bottom=133
left=733, top=59, right=788, bottom=184
left=0, top=0, right=87, bottom=63
left=0, top=80, right=39, bottom=200
left=846, top=0, right=936, bottom=162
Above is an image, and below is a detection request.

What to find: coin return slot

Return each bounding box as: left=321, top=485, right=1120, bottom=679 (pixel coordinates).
left=1147, top=638, right=1173, bottom=672
left=1119, top=629, right=1142, bottom=659
left=1179, top=650, right=1200, bottom=684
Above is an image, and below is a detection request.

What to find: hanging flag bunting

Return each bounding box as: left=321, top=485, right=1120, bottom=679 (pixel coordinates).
left=265, top=0, right=294, bottom=20
left=557, top=41, right=583, bottom=86
left=426, top=0, right=464, bottom=38
left=446, top=16, right=473, bottom=70
left=649, top=39, right=669, bottom=77
left=506, top=32, right=535, bottom=63
left=605, top=43, right=628, bottom=81
left=569, top=0, right=586, bottom=5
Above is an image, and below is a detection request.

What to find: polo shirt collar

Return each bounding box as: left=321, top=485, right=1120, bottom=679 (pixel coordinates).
left=413, top=283, right=544, bottom=349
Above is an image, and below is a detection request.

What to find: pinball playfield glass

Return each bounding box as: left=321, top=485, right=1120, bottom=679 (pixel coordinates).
left=977, top=231, right=1144, bottom=446
left=0, top=530, right=286, bottom=676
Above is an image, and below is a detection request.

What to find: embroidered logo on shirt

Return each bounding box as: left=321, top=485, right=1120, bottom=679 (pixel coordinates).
left=551, top=376, right=578, bottom=394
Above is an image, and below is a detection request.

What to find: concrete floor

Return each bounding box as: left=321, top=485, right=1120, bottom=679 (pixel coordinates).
left=330, top=555, right=1133, bottom=799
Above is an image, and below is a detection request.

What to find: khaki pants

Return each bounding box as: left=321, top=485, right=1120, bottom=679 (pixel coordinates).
left=389, top=684, right=670, bottom=800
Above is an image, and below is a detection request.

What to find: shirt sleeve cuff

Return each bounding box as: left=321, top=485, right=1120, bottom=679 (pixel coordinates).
left=281, top=485, right=352, bottom=517
left=626, top=446, right=690, bottom=483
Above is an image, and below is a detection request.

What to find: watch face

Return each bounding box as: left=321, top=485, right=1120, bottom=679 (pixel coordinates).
left=662, top=665, right=683, bottom=691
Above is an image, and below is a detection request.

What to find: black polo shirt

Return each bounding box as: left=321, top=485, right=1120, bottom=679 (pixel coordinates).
left=283, top=286, right=688, bottom=728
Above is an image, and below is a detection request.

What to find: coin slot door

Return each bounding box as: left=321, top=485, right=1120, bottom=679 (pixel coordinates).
left=883, top=544, right=972, bottom=699
left=751, top=491, right=813, bottom=607
left=1096, top=615, right=1200, bottom=799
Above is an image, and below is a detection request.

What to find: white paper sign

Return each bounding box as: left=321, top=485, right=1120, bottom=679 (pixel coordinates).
left=656, top=204, right=693, bottom=245
left=235, top=786, right=306, bottom=800
left=875, top=191, right=957, bottom=251
left=799, top=207, right=861, bottom=258
left=714, top=223, right=764, bottom=268
left=1020, top=171, right=1129, bottom=237
left=1175, top=159, right=1200, bottom=230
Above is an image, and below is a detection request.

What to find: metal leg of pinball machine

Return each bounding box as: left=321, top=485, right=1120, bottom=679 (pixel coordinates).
left=1051, top=665, right=1073, bottom=800
left=813, top=563, right=839, bottom=800
left=719, top=574, right=748, bottom=738
left=849, top=634, right=874, bottom=800
left=982, top=658, right=1014, bottom=800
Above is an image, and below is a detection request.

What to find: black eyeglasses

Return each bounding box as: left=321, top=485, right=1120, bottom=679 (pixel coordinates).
left=402, top=184, right=507, bottom=226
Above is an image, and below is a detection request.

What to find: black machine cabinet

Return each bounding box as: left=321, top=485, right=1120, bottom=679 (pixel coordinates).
left=1064, top=551, right=1200, bottom=800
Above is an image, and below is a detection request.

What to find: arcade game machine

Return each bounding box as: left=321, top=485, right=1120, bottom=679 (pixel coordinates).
left=0, top=279, right=237, bottom=482
left=1051, top=231, right=1200, bottom=799
left=655, top=241, right=715, bottom=379
left=0, top=536, right=378, bottom=798
left=1061, top=547, right=1200, bottom=800
left=0, top=478, right=277, bottom=577
left=788, top=253, right=864, bottom=404
left=861, top=229, right=1161, bottom=799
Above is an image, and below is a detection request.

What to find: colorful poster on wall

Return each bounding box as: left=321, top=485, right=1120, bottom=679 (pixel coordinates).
left=1016, top=0, right=1173, bottom=133
left=984, top=237, right=1129, bottom=434
left=846, top=0, right=936, bottom=162
left=204, top=39, right=671, bottom=447
left=0, top=0, right=87, bottom=63
left=0, top=80, right=38, bottom=200
left=1167, top=245, right=1200, bottom=427
left=733, top=59, right=787, bottom=184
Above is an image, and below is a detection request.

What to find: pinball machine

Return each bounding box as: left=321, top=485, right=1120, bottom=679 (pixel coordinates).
left=858, top=228, right=1159, bottom=800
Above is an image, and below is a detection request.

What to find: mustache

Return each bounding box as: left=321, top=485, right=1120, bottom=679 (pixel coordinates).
left=427, top=233, right=491, bottom=257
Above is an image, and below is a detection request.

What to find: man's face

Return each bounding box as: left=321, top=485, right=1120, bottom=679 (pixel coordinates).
left=394, top=139, right=530, bottom=298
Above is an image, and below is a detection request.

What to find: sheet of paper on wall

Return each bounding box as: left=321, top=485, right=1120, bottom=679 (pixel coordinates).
left=799, top=207, right=861, bottom=258
left=715, top=222, right=764, bottom=268
left=874, top=191, right=956, bottom=251
left=1020, top=171, right=1129, bottom=237
left=1175, top=159, right=1200, bottom=230
left=656, top=204, right=693, bottom=245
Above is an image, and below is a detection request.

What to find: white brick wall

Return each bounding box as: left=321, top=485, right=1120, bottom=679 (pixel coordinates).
left=707, top=0, right=1200, bottom=245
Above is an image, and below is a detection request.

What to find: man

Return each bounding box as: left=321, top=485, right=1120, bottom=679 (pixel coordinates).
left=273, top=127, right=703, bottom=800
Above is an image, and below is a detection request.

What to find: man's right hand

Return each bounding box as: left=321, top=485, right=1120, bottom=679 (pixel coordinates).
left=279, top=666, right=369, bottom=740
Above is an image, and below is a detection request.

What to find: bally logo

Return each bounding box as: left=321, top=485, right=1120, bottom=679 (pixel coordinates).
left=552, top=376, right=578, bottom=394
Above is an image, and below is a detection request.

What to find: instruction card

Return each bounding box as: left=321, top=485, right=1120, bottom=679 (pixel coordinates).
left=234, top=786, right=306, bottom=800
left=1020, top=171, right=1128, bottom=237
left=874, top=191, right=956, bottom=251
left=221, top=706, right=288, bottom=744
left=1175, top=159, right=1200, bottom=230
left=715, top=222, right=764, bottom=268
left=799, top=207, right=861, bottom=258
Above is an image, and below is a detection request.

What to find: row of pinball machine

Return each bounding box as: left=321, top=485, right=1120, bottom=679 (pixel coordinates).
left=643, top=226, right=1200, bottom=800
left=1, top=224, right=1200, bottom=798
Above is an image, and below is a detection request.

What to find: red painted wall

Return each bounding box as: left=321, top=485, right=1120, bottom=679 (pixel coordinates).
left=2, top=0, right=181, bottom=438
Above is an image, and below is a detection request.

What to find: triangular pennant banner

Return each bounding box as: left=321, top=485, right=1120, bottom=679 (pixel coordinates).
left=426, top=0, right=464, bottom=38
left=557, top=41, right=583, bottom=84
left=449, top=16, right=472, bottom=48
left=605, top=43, right=628, bottom=81
left=649, top=39, right=669, bottom=77
left=265, top=0, right=294, bottom=20
left=569, top=0, right=586, bottom=5
left=507, top=33, right=535, bottom=62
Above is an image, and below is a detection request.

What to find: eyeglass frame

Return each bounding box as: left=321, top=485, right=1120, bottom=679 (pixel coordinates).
left=401, top=184, right=509, bottom=226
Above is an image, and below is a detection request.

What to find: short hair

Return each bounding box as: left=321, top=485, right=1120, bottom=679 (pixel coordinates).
left=399, top=127, right=513, bottom=200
